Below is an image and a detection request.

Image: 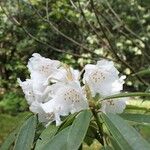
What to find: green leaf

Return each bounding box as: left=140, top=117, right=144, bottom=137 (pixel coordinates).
left=101, top=145, right=113, bottom=150
left=58, top=112, right=78, bottom=132
left=133, top=68, right=150, bottom=77
left=35, top=125, right=58, bottom=150
left=41, top=127, right=70, bottom=150
left=109, top=136, right=122, bottom=150
left=67, top=110, right=92, bottom=150
left=120, top=113, right=150, bottom=124
left=102, top=113, right=150, bottom=150
left=112, top=23, right=123, bottom=30
left=146, top=85, right=150, bottom=93
left=0, top=128, right=19, bottom=150
left=13, top=115, right=37, bottom=150
left=0, top=113, right=33, bottom=150
left=103, top=92, right=150, bottom=100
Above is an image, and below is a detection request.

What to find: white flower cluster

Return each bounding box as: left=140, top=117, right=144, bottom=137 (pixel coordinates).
left=18, top=53, right=126, bottom=126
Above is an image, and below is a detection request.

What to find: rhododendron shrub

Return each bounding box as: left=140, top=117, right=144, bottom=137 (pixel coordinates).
left=1, top=53, right=150, bottom=150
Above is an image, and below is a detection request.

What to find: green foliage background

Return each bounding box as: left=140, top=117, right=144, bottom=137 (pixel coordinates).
left=0, top=0, right=150, bottom=148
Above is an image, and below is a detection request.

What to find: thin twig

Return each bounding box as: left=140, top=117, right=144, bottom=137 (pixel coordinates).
left=28, top=0, right=99, bottom=58
left=69, top=0, right=78, bottom=10
left=91, top=109, right=104, bottom=146
left=45, top=0, right=49, bottom=21
left=77, top=0, right=109, bottom=48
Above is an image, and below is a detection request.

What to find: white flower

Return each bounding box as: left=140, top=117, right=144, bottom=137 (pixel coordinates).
left=83, top=60, right=125, bottom=97
left=18, top=78, right=51, bottom=104
left=41, top=81, right=88, bottom=126
left=47, top=66, right=79, bottom=83
left=18, top=79, right=38, bottom=104
left=18, top=80, right=57, bottom=126
left=29, top=101, right=55, bottom=127
left=27, top=53, right=60, bottom=83
left=100, top=98, right=126, bottom=114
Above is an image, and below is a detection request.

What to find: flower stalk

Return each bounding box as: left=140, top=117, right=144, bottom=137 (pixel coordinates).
left=91, top=108, right=104, bottom=146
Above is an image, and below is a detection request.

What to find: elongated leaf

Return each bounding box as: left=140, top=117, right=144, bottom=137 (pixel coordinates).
left=133, top=69, right=150, bottom=77
left=101, top=146, right=113, bottom=150
left=0, top=113, right=32, bottom=150
left=35, top=125, right=58, bottom=150
left=146, top=85, right=150, bottom=92
left=41, top=127, right=70, bottom=150
left=120, top=113, right=150, bottom=124
left=0, top=128, right=19, bottom=150
left=67, top=110, right=92, bottom=150
left=109, top=136, right=122, bottom=150
left=58, top=112, right=78, bottom=132
left=0, top=113, right=33, bottom=150
left=13, top=115, right=37, bottom=150
left=102, top=113, right=150, bottom=150
left=113, top=23, right=122, bottom=30
left=103, top=92, right=150, bottom=100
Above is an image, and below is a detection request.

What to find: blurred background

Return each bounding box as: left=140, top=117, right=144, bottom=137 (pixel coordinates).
left=0, top=0, right=150, bottom=148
